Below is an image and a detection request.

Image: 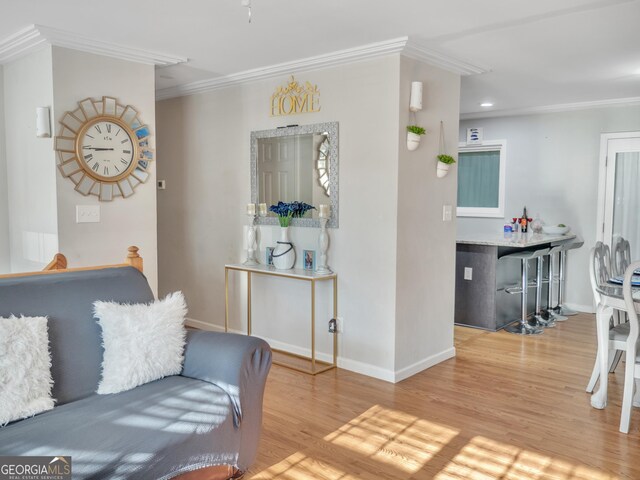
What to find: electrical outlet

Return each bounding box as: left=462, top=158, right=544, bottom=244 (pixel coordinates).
left=464, top=267, right=473, bottom=281
left=76, top=205, right=100, bottom=223
left=443, top=204, right=453, bottom=222
left=328, top=318, right=337, bottom=333
left=157, top=180, right=166, bottom=190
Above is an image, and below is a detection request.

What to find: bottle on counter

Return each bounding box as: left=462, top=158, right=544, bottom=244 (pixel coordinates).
left=520, top=207, right=528, bottom=233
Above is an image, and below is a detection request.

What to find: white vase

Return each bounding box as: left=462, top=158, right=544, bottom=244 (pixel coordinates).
left=407, top=132, right=421, bottom=151
left=272, top=226, right=296, bottom=270
left=436, top=162, right=450, bottom=178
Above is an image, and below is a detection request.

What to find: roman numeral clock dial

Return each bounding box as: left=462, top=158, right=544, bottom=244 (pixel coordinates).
left=54, top=97, right=154, bottom=201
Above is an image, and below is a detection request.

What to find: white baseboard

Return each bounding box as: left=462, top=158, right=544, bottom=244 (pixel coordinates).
left=337, top=357, right=396, bottom=383
left=565, top=303, right=595, bottom=314
left=393, top=347, right=456, bottom=383
left=261, top=336, right=335, bottom=364
left=185, top=318, right=224, bottom=332
left=184, top=317, right=453, bottom=383
left=185, top=318, right=335, bottom=362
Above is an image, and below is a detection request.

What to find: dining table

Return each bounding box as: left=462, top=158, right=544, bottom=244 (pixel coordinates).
left=591, top=278, right=640, bottom=409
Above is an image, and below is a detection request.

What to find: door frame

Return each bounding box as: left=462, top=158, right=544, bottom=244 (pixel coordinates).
left=596, top=131, right=640, bottom=244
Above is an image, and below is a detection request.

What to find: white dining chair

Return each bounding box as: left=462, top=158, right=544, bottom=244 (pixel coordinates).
left=613, top=237, right=631, bottom=277
left=619, top=260, right=640, bottom=433
left=612, top=237, right=631, bottom=327
left=586, top=242, right=627, bottom=393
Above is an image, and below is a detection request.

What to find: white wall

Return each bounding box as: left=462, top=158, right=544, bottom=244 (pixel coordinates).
left=51, top=47, right=158, bottom=292
left=459, top=105, right=640, bottom=310
left=394, top=56, right=460, bottom=379
left=0, top=65, right=10, bottom=271
left=3, top=47, right=58, bottom=273
left=157, top=56, right=403, bottom=379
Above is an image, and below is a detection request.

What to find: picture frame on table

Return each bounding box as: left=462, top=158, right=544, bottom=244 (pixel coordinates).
left=266, top=247, right=274, bottom=266
left=303, top=249, right=316, bottom=271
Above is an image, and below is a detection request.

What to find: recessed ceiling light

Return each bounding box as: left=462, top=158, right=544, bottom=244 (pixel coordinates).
left=480, top=102, right=494, bottom=107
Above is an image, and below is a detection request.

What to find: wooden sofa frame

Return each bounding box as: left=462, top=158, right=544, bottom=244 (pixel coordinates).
left=0, top=246, right=144, bottom=279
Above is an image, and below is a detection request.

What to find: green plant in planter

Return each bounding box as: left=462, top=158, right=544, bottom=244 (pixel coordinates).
left=437, top=154, right=456, bottom=164
left=407, top=125, right=426, bottom=135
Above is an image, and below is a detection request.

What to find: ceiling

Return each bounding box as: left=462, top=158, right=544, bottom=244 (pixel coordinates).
left=0, top=0, right=639, bottom=116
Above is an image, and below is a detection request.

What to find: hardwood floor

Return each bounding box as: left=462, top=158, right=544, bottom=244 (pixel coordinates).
left=246, top=314, right=640, bottom=479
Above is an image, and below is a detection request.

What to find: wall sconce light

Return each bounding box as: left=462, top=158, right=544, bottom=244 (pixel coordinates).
left=409, top=81, right=423, bottom=112
left=36, top=107, right=51, bottom=138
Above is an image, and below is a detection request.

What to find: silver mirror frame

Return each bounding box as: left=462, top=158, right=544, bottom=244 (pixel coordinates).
left=251, top=121, right=339, bottom=228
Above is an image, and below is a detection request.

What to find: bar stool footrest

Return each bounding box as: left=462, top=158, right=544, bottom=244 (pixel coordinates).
left=504, top=321, right=544, bottom=335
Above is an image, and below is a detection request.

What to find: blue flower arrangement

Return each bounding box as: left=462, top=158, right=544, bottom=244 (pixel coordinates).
left=269, top=201, right=316, bottom=227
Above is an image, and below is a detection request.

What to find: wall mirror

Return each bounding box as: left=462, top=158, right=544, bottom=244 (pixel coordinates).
left=251, top=121, right=339, bottom=228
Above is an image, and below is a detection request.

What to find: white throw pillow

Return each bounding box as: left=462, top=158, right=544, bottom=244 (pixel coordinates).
left=94, top=291, right=188, bottom=395
left=0, top=315, right=55, bottom=426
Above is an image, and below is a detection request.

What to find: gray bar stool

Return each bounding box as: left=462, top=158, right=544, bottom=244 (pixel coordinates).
left=504, top=247, right=550, bottom=335
left=541, top=245, right=568, bottom=322
left=534, top=252, right=557, bottom=328
left=553, top=237, right=584, bottom=317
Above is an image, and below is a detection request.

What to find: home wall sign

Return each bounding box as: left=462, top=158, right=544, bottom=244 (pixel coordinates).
left=270, top=75, right=321, bottom=117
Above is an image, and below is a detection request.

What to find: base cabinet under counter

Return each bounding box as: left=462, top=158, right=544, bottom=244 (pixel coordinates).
left=454, top=233, right=576, bottom=331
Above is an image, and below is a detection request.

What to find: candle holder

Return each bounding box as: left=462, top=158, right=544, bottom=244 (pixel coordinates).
left=243, top=214, right=258, bottom=266
left=316, top=217, right=332, bottom=274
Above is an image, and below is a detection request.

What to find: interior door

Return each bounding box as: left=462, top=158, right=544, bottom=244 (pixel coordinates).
left=603, top=136, right=640, bottom=259
left=258, top=136, right=297, bottom=205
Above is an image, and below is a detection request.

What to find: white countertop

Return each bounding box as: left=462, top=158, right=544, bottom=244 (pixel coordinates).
left=456, top=232, right=576, bottom=247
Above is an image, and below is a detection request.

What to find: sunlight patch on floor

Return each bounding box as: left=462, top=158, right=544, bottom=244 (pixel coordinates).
left=434, top=436, right=618, bottom=480
left=323, top=404, right=459, bottom=474
left=251, top=408, right=619, bottom=479
left=249, top=451, right=354, bottom=480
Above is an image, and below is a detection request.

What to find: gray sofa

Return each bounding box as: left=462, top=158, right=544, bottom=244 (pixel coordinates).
left=0, top=266, right=272, bottom=479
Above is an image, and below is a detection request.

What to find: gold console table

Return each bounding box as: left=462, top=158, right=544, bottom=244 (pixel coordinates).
left=224, top=264, right=338, bottom=375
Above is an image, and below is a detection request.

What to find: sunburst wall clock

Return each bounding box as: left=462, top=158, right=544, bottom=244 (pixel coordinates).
left=54, top=96, right=154, bottom=201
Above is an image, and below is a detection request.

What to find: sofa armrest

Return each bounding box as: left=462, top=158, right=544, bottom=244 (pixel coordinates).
left=180, top=330, right=272, bottom=429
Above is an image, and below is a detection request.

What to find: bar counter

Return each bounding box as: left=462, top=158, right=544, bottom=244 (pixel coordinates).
left=455, top=232, right=576, bottom=331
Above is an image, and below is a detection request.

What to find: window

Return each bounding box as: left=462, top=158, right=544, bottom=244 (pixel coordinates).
left=457, top=140, right=506, bottom=218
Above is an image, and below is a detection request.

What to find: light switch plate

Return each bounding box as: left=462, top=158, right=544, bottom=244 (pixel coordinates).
left=76, top=205, right=100, bottom=223
left=464, top=267, right=473, bottom=280
left=443, top=204, right=453, bottom=222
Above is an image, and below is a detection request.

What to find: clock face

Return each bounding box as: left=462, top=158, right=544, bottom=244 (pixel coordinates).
left=78, top=118, right=136, bottom=181
left=55, top=97, right=154, bottom=201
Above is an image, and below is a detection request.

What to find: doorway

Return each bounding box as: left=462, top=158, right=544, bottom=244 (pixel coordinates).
left=597, top=132, right=640, bottom=258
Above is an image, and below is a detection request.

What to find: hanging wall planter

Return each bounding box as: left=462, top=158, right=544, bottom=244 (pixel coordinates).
left=436, top=122, right=456, bottom=178
left=406, top=125, right=425, bottom=151
left=436, top=154, right=456, bottom=178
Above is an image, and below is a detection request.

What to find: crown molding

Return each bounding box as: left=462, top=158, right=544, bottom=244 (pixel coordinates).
left=461, top=96, right=640, bottom=120
left=0, top=25, right=48, bottom=64
left=156, top=36, right=490, bottom=101
left=156, top=37, right=408, bottom=100
left=0, top=25, right=187, bottom=66
left=402, top=41, right=490, bottom=76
